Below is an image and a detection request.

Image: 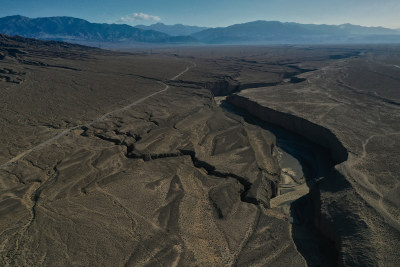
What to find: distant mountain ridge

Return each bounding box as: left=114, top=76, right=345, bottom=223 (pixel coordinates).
left=192, top=20, right=400, bottom=44
left=0, top=15, right=196, bottom=44
left=135, top=23, right=208, bottom=36
left=1, top=15, right=400, bottom=46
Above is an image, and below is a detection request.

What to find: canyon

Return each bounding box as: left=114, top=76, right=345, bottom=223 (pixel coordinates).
left=0, top=36, right=399, bottom=266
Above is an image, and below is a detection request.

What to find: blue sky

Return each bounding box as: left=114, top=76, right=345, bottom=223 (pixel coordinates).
left=1, top=0, right=400, bottom=29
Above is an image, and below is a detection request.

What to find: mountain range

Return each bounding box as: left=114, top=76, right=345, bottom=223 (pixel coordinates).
left=135, top=23, right=208, bottom=36
left=0, top=15, right=196, bottom=44
left=1, top=15, right=400, bottom=46
left=192, top=20, right=400, bottom=44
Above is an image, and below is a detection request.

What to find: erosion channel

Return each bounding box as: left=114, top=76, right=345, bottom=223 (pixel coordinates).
left=214, top=94, right=338, bottom=266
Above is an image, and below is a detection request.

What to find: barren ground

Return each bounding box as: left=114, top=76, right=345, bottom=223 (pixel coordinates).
left=1, top=36, right=399, bottom=266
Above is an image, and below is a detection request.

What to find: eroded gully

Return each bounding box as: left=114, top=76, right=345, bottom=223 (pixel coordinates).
left=169, top=59, right=345, bottom=265
left=218, top=99, right=338, bottom=266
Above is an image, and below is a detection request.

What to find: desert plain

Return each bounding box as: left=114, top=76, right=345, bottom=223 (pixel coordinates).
left=0, top=35, right=399, bottom=266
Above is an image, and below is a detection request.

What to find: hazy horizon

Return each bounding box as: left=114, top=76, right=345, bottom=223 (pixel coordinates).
left=2, top=0, right=400, bottom=29
left=3, top=14, right=400, bottom=31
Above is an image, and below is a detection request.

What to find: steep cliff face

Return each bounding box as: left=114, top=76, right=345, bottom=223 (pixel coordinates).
left=226, top=94, right=385, bottom=266
left=227, top=94, right=348, bottom=164
left=205, top=77, right=240, bottom=96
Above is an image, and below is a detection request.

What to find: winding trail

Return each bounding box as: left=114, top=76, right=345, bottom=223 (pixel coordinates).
left=0, top=62, right=196, bottom=169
